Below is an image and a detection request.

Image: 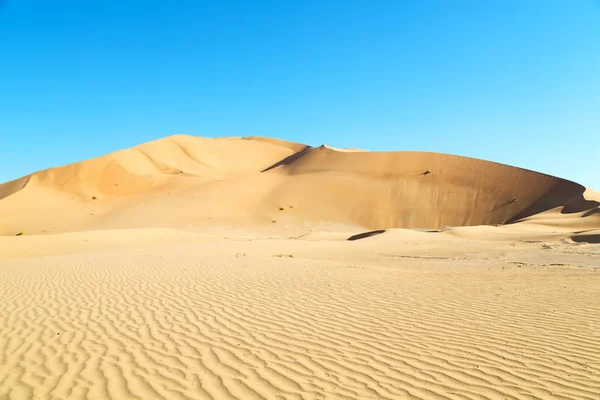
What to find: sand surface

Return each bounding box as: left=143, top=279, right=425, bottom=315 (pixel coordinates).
left=1, top=135, right=600, bottom=399
left=1, top=229, right=600, bottom=400
left=0, top=135, right=598, bottom=239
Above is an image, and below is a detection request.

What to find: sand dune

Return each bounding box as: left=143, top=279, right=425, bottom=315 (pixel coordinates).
left=0, top=134, right=598, bottom=238
left=262, top=145, right=596, bottom=230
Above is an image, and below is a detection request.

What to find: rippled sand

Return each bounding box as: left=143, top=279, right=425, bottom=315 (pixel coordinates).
left=1, top=230, right=599, bottom=399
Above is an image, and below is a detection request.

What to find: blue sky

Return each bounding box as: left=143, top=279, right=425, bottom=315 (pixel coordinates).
left=1, top=1, right=599, bottom=188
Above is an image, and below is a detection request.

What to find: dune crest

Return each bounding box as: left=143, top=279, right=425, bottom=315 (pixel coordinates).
left=584, top=188, right=600, bottom=202
left=0, top=175, right=30, bottom=201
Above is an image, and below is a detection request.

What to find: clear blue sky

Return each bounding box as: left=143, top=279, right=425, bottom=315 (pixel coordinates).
left=1, top=1, right=599, bottom=188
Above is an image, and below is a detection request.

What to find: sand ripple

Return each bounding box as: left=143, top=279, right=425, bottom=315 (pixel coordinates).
left=1, top=241, right=599, bottom=399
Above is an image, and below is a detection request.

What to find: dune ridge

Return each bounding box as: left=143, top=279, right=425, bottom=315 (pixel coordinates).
left=0, top=175, right=30, bottom=201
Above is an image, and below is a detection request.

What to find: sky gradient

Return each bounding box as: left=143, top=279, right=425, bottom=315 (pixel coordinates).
left=1, top=1, right=599, bottom=188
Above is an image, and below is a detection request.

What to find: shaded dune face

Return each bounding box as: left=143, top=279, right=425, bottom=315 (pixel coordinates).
left=507, top=181, right=598, bottom=223
left=262, top=146, right=597, bottom=228
left=0, top=135, right=597, bottom=233
left=0, top=175, right=30, bottom=201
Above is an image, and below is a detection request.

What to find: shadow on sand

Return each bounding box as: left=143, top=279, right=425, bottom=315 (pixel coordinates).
left=571, top=234, right=600, bottom=244
left=261, top=146, right=313, bottom=173
left=508, top=181, right=600, bottom=223
left=347, top=230, right=386, bottom=241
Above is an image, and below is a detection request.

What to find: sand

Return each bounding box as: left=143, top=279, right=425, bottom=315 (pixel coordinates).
left=1, top=135, right=599, bottom=399
left=0, top=135, right=598, bottom=237
left=1, top=230, right=599, bottom=399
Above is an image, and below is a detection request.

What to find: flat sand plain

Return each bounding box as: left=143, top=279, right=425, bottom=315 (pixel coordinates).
left=1, top=229, right=599, bottom=400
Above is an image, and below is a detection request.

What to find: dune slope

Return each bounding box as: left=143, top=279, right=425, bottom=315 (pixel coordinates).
left=261, top=145, right=597, bottom=229
left=0, top=135, right=597, bottom=236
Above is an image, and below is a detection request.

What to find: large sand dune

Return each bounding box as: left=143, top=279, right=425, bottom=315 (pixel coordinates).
left=0, top=134, right=598, bottom=239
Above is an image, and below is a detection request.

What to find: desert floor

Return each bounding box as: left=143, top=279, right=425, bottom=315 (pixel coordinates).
left=1, top=228, right=599, bottom=400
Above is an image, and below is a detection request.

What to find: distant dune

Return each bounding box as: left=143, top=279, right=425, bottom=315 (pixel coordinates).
left=0, top=134, right=598, bottom=240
